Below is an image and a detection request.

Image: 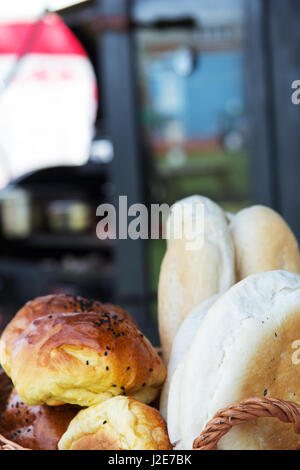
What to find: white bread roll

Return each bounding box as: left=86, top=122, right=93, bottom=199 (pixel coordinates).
left=230, top=205, right=300, bottom=281
left=158, top=196, right=235, bottom=363
left=170, top=271, right=300, bottom=450
left=167, top=360, right=185, bottom=445
left=160, top=295, right=219, bottom=419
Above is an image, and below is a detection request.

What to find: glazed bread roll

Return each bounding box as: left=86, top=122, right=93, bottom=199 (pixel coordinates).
left=0, top=388, right=78, bottom=450
left=169, top=271, right=300, bottom=450
left=159, top=295, right=219, bottom=419
left=58, top=396, right=172, bottom=450
left=230, top=205, right=300, bottom=281
left=0, top=294, right=134, bottom=377
left=158, top=196, right=235, bottom=362
left=8, top=311, right=166, bottom=407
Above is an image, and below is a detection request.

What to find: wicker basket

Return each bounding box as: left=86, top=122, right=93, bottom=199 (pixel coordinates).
left=193, top=397, right=300, bottom=450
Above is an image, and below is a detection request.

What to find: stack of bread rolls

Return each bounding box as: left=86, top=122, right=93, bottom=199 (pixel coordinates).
left=2, top=195, right=300, bottom=450
left=0, top=295, right=171, bottom=450
left=159, top=196, right=300, bottom=450
left=159, top=198, right=300, bottom=364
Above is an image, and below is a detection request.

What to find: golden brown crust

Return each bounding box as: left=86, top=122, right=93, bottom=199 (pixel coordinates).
left=59, top=396, right=172, bottom=450
left=71, top=432, right=122, bottom=450
left=10, top=311, right=166, bottom=407
left=0, top=388, right=78, bottom=450
left=0, top=295, right=134, bottom=376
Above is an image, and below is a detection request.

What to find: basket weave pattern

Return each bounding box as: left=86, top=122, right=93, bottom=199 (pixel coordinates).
left=193, top=397, right=300, bottom=450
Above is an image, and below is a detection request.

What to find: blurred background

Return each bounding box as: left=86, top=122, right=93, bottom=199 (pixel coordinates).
left=0, top=0, right=299, bottom=343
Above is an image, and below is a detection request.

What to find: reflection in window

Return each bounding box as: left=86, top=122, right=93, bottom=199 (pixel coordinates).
left=137, top=0, right=250, bottom=213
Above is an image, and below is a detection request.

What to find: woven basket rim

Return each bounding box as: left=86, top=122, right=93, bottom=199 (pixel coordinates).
left=193, top=396, right=300, bottom=450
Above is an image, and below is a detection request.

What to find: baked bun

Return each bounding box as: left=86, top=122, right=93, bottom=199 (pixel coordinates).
left=230, top=205, right=300, bottom=281
left=160, top=295, right=219, bottom=419
left=9, top=311, right=166, bottom=407
left=58, top=396, right=172, bottom=450
left=169, top=271, right=300, bottom=450
left=158, top=196, right=235, bottom=362
left=0, top=295, right=134, bottom=377
left=0, top=388, right=78, bottom=450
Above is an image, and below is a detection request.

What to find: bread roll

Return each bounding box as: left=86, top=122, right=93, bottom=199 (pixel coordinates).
left=58, top=396, right=172, bottom=450
left=167, top=361, right=185, bottom=446
left=160, top=295, right=219, bottom=419
left=9, top=311, right=166, bottom=407
left=0, top=294, right=134, bottom=377
left=169, top=271, right=300, bottom=450
left=230, top=205, right=300, bottom=281
left=0, top=388, right=78, bottom=450
left=158, top=196, right=235, bottom=362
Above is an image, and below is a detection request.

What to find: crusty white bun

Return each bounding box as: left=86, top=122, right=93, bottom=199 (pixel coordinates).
left=159, top=295, right=219, bottom=420
left=169, top=271, right=300, bottom=450
left=58, top=396, right=172, bottom=450
left=158, top=196, right=235, bottom=363
left=230, top=205, right=300, bottom=281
